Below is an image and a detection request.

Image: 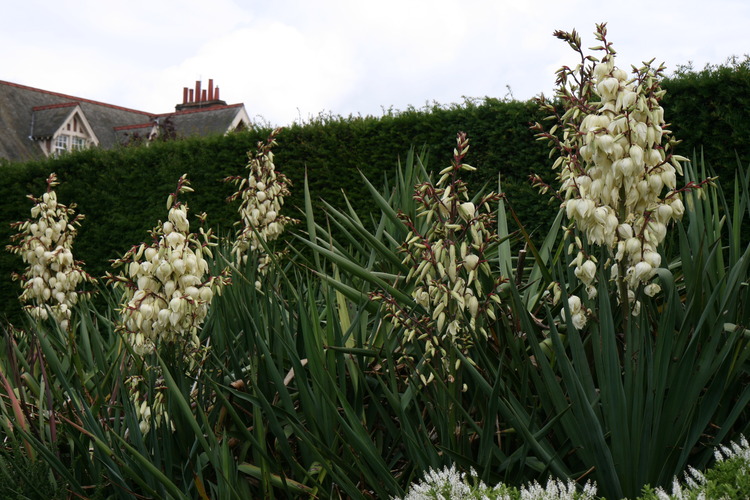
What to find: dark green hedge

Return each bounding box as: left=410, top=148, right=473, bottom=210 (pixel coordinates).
left=2, top=58, right=749, bottom=323
left=662, top=56, right=750, bottom=177
left=278, top=98, right=552, bottom=222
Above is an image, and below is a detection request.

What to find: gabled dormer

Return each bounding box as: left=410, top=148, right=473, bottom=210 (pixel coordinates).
left=228, top=106, right=250, bottom=132
left=30, top=102, right=99, bottom=157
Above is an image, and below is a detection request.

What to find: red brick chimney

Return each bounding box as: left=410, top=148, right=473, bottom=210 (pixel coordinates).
left=176, top=78, right=227, bottom=111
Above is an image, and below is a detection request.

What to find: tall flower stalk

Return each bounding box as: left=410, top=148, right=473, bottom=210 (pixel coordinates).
left=105, top=174, right=229, bottom=355
left=7, top=173, right=94, bottom=331
left=518, top=25, right=749, bottom=499
left=373, top=132, right=507, bottom=385
left=532, top=23, right=702, bottom=323
left=224, top=128, right=296, bottom=288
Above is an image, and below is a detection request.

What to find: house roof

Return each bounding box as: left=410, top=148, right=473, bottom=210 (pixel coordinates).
left=163, top=104, right=247, bottom=136
left=0, top=80, right=249, bottom=162
left=31, top=103, right=80, bottom=139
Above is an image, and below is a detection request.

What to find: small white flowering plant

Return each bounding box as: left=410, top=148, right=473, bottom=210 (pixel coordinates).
left=7, top=173, right=94, bottom=331
left=105, top=174, right=230, bottom=355
left=372, top=132, right=508, bottom=385
left=224, top=128, right=297, bottom=288
left=643, top=436, right=750, bottom=499
left=395, top=464, right=598, bottom=500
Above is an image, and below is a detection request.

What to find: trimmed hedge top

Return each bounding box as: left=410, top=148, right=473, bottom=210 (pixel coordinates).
left=1, top=59, right=748, bottom=323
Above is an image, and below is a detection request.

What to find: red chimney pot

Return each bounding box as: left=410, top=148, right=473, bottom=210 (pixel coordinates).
left=208, top=79, right=214, bottom=101
left=195, top=80, right=202, bottom=102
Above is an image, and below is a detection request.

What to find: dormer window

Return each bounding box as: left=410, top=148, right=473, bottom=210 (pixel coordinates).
left=30, top=103, right=99, bottom=157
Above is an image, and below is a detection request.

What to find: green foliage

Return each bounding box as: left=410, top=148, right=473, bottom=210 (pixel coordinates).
left=663, top=56, right=750, bottom=177
left=1, top=56, right=750, bottom=499
left=0, top=132, right=748, bottom=498
left=0, top=440, right=72, bottom=500
left=698, top=454, right=750, bottom=499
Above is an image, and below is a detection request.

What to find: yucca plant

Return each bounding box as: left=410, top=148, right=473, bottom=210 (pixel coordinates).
left=292, top=134, right=576, bottom=492
left=2, top=25, right=749, bottom=500
left=500, top=24, right=750, bottom=499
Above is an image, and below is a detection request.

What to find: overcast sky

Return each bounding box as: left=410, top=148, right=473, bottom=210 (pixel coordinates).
left=3, top=0, right=748, bottom=126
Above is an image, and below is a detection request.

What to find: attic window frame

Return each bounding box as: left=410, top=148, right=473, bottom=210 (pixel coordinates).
left=50, top=109, right=98, bottom=156
left=54, top=134, right=69, bottom=154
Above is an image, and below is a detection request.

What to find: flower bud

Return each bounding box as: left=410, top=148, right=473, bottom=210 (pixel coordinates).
left=643, top=251, right=661, bottom=269
left=458, top=202, right=475, bottom=221
left=172, top=259, right=186, bottom=275
left=572, top=311, right=587, bottom=330
left=575, top=260, right=597, bottom=286
left=633, top=261, right=653, bottom=281
left=185, top=286, right=200, bottom=300
left=169, top=297, right=182, bottom=313
left=661, top=169, right=677, bottom=190
left=617, top=224, right=633, bottom=239
left=648, top=173, right=664, bottom=194
left=157, top=308, right=170, bottom=325
left=597, top=77, right=620, bottom=101
left=625, top=237, right=641, bottom=256
left=670, top=198, right=685, bottom=219
left=140, top=303, right=154, bottom=320
left=655, top=204, right=673, bottom=223
left=568, top=295, right=582, bottom=314
left=463, top=254, right=480, bottom=271
left=595, top=134, right=615, bottom=155
left=593, top=60, right=612, bottom=81
left=644, top=283, right=661, bottom=297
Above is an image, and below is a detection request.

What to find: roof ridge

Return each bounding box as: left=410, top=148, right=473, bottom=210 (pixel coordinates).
left=32, top=102, right=79, bottom=111
left=0, top=79, right=154, bottom=116
left=157, top=103, right=243, bottom=117
left=113, top=122, right=156, bottom=131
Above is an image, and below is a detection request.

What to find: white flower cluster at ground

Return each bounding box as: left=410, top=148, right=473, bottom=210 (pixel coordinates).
left=397, top=436, right=750, bottom=500
left=394, top=464, right=597, bottom=500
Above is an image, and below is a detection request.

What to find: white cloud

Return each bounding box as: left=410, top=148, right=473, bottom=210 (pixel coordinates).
left=1, top=0, right=749, bottom=125
left=133, top=20, right=360, bottom=123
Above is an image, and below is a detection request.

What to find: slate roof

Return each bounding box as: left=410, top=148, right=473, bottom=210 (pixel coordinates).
left=113, top=122, right=158, bottom=145
left=0, top=80, right=248, bottom=162
left=164, top=104, right=246, bottom=136
left=30, top=103, right=80, bottom=139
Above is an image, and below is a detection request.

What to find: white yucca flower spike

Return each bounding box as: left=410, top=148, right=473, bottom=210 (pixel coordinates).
left=106, top=174, right=230, bottom=354
left=225, top=128, right=297, bottom=289
left=534, top=23, right=699, bottom=317
left=372, top=132, right=508, bottom=385
left=7, top=173, right=94, bottom=331
left=126, top=376, right=174, bottom=436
